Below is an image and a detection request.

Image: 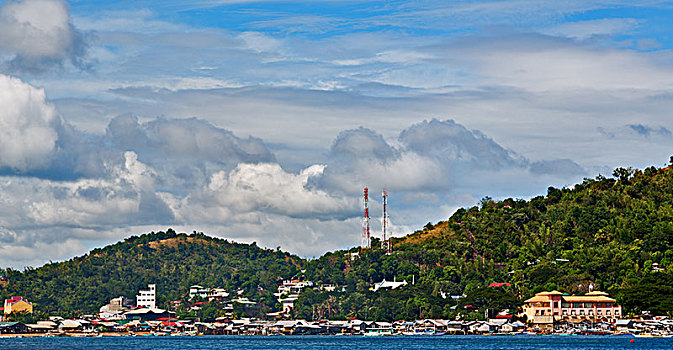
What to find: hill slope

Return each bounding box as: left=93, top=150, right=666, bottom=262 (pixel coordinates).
left=2, top=164, right=673, bottom=321
left=300, top=165, right=673, bottom=320
left=0, top=230, right=302, bottom=317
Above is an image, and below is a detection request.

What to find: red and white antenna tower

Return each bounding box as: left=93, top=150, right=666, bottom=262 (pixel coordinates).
left=381, top=189, right=391, bottom=253
left=361, top=187, right=371, bottom=250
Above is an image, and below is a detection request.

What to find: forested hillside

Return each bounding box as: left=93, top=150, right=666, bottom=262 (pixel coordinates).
left=2, top=164, right=673, bottom=321
left=300, top=165, right=673, bottom=320
left=0, top=230, right=301, bottom=318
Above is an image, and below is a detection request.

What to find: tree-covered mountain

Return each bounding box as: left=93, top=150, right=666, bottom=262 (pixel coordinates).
left=2, top=163, right=673, bottom=321
left=0, top=230, right=302, bottom=318
left=299, top=164, right=673, bottom=320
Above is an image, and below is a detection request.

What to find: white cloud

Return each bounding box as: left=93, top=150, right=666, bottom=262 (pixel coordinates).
left=0, top=74, right=59, bottom=171
left=179, top=163, right=357, bottom=221
left=0, top=0, right=87, bottom=73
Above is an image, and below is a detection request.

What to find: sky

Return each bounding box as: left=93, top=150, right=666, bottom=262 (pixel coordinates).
left=1, top=0, right=673, bottom=268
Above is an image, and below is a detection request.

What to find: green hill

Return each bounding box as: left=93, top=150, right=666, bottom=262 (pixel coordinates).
left=0, top=230, right=302, bottom=318
left=299, top=164, right=673, bottom=320
left=2, top=164, right=673, bottom=321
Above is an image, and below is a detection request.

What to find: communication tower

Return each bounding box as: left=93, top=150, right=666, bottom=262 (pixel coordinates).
left=381, top=189, right=392, bottom=253
left=361, top=187, right=371, bottom=250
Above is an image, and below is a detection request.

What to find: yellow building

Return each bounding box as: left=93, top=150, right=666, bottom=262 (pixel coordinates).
left=523, top=291, right=621, bottom=325
left=3, top=296, right=33, bottom=315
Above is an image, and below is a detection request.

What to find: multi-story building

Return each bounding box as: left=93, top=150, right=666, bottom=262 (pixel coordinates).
left=136, top=284, right=156, bottom=309
left=3, top=296, right=33, bottom=315
left=523, top=290, right=622, bottom=325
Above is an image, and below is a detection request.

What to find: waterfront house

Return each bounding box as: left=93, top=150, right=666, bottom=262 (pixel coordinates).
left=415, top=319, right=447, bottom=333
left=0, top=322, right=27, bottom=334
left=124, top=308, right=175, bottom=321
left=523, top=290, right=622, bottom=325
left=501, top=321, right=526, bottom=333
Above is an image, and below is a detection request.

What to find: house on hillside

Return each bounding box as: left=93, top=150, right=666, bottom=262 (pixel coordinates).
left=3, top=297, right=33, bottom=315
left=372, top=279, right=407, bottom=292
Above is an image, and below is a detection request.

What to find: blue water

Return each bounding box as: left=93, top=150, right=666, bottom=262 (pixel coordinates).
left=0, top=335, right=669, bottom=350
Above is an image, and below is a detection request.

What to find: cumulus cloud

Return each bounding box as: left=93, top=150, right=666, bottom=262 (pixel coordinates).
left=0, top=74, right=59, bottom=171
left=315, top=119, right=586, bottom=199
left=0, top=0, right=88, bottom=73
left=177, top=162, right=357, bottom=222
left=399, top=119, right=524, bottom=169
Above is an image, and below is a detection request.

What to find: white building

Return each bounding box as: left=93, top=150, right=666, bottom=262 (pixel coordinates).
left=189, top=285, right=210, bottom=299
left=372, top=279, right=407, bottom=292
left=137, top=284, right=156, bottom=309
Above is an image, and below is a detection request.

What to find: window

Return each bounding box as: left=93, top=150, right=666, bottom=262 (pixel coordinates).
left=584, top=303, right=593, bottom=308
left=562, top=302, right=570, bottom=308
left=573, top=303, right=582, bottom=308
left=596, top=303, right=603, bottom=307
left=562, top=310, right=567, bottom=315
left=571, top=310, right=576, bottom=315
left=606, top=303, right=612, bottom=307
left=615, top=310, right=620, bottom=315
left=580, top=310, right=585, bottom=315
left=555, top=302, right=560, bottom=308
left=597, top=310, right=602, bottom=315
left=588, top=310, right=593, bottom=315
left=606, top=310, right=611, bottom=315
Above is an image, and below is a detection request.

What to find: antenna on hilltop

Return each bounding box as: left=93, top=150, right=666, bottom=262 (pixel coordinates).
left=361, top=187, right=371, bottom=251
left=381, top=189, right=392, bottom=254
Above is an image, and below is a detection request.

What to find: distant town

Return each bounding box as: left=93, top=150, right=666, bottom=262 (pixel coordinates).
left=1, top=276, right=671, bottom=337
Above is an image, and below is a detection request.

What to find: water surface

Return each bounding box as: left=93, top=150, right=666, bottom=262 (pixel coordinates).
left=0, top=335, right=668, bottom=350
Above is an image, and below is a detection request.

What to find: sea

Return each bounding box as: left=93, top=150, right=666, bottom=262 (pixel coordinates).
left=0, top=335, right=670, bottom=350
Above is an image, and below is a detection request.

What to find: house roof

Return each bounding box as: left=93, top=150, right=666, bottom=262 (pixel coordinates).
left=488, top=283, right=511, bottom=288
left=525, top=290, right=617, bottom=303
left=125, top=308, right=168, bottom=315
left=563, top=296, right=616, bottom=303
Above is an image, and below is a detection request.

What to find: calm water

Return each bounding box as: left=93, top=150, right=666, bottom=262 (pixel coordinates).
left=0, top=335, right=669, bottom=350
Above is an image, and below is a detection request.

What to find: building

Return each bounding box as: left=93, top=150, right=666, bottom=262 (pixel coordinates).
left=124, top=308, right=175, bottom=321
left=136, top=284, right=156, bottom=309
left=274, top=280, right=314, bottom=297
left=523, top=290, right=622, bottom=325
left=3, top=297, right=33, bottom=315
left=189, top=285, right=210, bottom=299
left=372, top=279, right=407, bottom=292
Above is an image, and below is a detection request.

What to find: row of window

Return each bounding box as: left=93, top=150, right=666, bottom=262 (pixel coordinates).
left=535, top=309, right=619, bottom=316
left=563, top=309, right=618, bottom=316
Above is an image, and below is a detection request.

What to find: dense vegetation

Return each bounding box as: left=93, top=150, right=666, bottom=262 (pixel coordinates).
left=299, top=164, right=673, bottom=320
left=2, top=162, right=673, bottom=321
left=0, top=230, right=301, bottom=319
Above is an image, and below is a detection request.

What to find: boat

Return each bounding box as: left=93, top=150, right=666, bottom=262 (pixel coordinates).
left=633, top=333, right=672, bottom=338
left=364, top=328, right=393, bottom=336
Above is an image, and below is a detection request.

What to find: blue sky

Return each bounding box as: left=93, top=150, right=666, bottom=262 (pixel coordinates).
left=1, top=0, right=673, bottom=268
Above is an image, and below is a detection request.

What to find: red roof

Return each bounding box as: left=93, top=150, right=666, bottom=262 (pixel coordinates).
left=495, top=315, right=513, bottom=318
left=488, top=283, right=511, bottom=288
left=5, top=296, right=30, bottom=305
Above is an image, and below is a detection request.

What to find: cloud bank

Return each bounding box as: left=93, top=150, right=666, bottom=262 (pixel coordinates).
left=0, top=0, right=88, bottom=73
